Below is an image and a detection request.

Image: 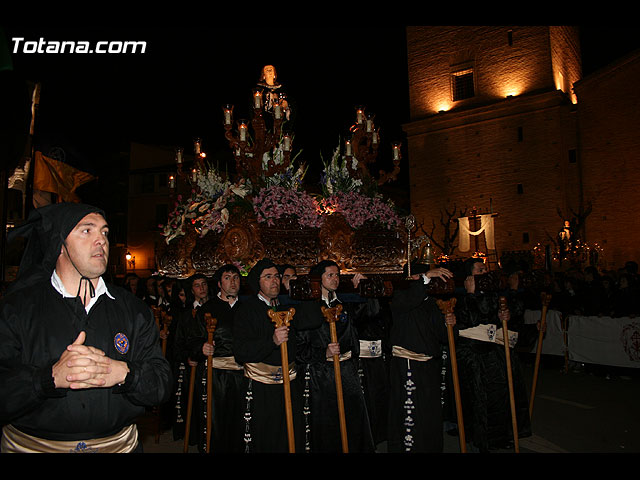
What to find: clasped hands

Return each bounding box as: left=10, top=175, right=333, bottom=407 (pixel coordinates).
left=52, top=331, right=129, bottom=390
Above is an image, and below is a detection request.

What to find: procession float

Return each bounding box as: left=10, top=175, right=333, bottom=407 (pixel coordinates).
left=155, top=65, right=411, bottom=280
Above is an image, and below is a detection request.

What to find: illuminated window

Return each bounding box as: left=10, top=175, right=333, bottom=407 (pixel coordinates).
left=452, top=68, right=475, bottom=101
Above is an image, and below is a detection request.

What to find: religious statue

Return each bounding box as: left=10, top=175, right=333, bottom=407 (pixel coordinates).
left=256, top=65, right=291, bottom=120
left=558, top=219, right=573, bottom=254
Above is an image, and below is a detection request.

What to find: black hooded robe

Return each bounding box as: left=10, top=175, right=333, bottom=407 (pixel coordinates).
left=181, top=294, right=247, bottom=453
left=296, top=297, right=375, bottom=453
left=387, top=278, right=449, bottom=453
left=0, top=203, right=171, bottom=451
left=455, top=289, right=532, bottom=452
left=233, top=294, right=323, bottom=453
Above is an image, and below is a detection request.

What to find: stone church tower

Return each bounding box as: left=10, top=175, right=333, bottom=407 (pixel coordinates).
left=403, top=26, right=582, bottom=266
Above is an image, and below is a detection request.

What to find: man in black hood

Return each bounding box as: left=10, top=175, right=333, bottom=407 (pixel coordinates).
left=232, top=258, right=323, bottom=452
left=0, top=202, right=172, bottom=452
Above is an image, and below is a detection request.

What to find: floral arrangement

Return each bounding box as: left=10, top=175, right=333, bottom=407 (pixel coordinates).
left=318, top=191, right=402, bottom=230
left=161, top=164, right=251, bottom=243
left=252, top=185, right=323, bottom=228
left=319, top=145, right=363, bottom=196
left=162, top=136, right=402, bottom=243
left=261, top=139, right=307, bottom=191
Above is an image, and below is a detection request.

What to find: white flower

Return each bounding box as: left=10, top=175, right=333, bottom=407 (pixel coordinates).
left=220, top=207, right=229, bottom=224
left=231, top=183, right=250, bottom=198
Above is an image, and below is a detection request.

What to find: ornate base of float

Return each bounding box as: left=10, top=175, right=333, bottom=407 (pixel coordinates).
left=156, top=209, right=407, bottom=278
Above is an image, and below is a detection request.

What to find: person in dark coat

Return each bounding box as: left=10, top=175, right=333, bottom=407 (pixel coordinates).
left=296, top=260, right=375, bottom=453
left=387, top=262, right=455, bottom=453
left=0, top=203, right=171, bottom=452
left=454, top=257, right=532, bottom=452
left=232, top=258, right=323, bottom=453
left=181, top=264, right=247, bottom=453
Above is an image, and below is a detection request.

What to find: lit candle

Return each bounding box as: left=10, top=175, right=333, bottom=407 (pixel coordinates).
left=176, top=147, right=183, bottom=164
left=253, top=90, right=263, bottom=109
left=274, top=100, right=282, bottom=120
left=345, top=139, right=352, bottom=156
left=169, top=174, right=176, bottom=189
left=223, top=105, right=233, bottom=126
left=192, top=168, right=198, bottom=182
left=356, top=107, right=365, bottom=124
left=372, top=130, right=378, bottom=145
left=283, top=134, right=291, bottom=152
left=194, top=138, right=201, bottom=155
left=239, top=121, right=247, bottom=142
left=366, top=115, right=374, bottom=133
left=393, top=143, right=401, bottom=160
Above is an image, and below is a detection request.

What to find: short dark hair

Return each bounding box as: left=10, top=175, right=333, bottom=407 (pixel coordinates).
left=215, top=264, right=241, bottom=282
left=310, top=260, right=339, bottom=277
left=189, top=273, right=208, bottom=288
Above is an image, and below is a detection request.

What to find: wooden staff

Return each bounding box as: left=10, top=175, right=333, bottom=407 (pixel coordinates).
left=183, top=309, right=198, bottom=453
left=436, top=298, right=466, bottom=453
left=562, top=314, right=569, bottom=374
left=205, top=312, right=218, bottom=453
left=268, top=307, right=297, bottom=453
left=152, top=306, right=162, bottom=330
left=161, top=312, right=172, bottom=358
left=321, top=304, right=349, bottom=453
left=529, top=292, right=551, bottom=417
left=154, top=313, right=173, bottom=444
left=499, top=296, right=519, bottom=453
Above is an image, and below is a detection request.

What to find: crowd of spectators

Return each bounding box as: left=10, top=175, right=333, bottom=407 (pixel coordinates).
left=536, top=261, right=639, bottom=318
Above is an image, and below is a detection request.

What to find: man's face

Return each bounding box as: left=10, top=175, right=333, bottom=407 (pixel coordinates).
left=471, top=261, right=487, bottom=276
left=281, top=267, right=297, bottom=291
left=61, top=212, right=109, bottom=278
left=192, top=278, right=209, bottom=302
left=259, top=267, right=281, bottom=300
left=321, top=265, right=340, bottom=295
left=218, top=270, right=240, bottom=299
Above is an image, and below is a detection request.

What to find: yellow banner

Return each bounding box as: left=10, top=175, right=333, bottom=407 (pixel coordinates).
left=33, top=151, right=96, bottom=202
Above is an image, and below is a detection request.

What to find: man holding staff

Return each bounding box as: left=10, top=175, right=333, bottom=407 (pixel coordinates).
left=454, top=257, right=532, bottom=452
left=0, top=203, right=171, bottom=453
left=296, top=260, right=375, bottom=453
left=182, top=264, right=246, bottom=453
left=387, top=262, right=455, bottom=453
left=233, top=258, right=322, bottom=453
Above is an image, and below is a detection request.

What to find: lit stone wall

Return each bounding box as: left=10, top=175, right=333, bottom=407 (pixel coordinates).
left=574, top=53, right=640, bottom=267
left=405, top=26, right=581, bottom=262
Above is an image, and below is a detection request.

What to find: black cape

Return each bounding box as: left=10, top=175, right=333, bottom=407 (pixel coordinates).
left=0, top=279, right=172, bottom=441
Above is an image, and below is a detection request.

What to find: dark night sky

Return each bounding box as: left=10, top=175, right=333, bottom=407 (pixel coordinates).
left=2, top=26, right=639, bottom=186
left=2, top=27, right=411, bottom=181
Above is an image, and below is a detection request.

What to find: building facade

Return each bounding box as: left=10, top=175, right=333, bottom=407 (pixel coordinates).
left=573, top=50, right=640, bottom=267
left=403, top=26, right=637, bottom=268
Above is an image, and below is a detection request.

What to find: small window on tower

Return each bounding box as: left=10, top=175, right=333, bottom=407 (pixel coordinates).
left=508, top=30, right=513, bottom=46
left=452, top=68, right=475, bottom=101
